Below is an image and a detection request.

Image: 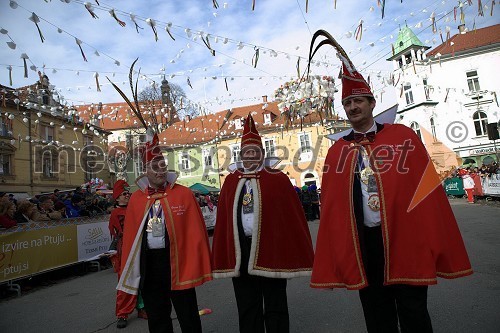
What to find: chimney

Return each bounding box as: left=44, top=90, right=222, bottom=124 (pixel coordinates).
left=458, top=24, right=466, bottom=34
left=262, top=95, right=268, bottom=103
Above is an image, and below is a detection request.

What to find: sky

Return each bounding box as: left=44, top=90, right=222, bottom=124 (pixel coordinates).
left=1, top=0, right=498, bottom=119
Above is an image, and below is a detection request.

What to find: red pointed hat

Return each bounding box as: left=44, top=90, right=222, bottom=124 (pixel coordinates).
left=341, top=62, right=373, bottom=102
left=142, top=133, right=164, bottom=164
left=113, top=180, right=130, bottom=200
left=241, top=114, right=263, bottom=150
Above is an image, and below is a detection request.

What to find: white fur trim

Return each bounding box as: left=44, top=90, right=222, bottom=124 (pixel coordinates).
left=135, top=172, right=178, bottom=192
left=116, top=206, right=150, bottom=294
left=232, top=178, right=247, bottom=275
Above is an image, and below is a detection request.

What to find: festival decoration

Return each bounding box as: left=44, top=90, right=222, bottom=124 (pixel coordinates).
left=274, top=75, right=337, bottom=128
left=75, top=38, right=88, bottom=62
left=20, top=53, right=29, bottom=78
left=29, top=12, right=45, bottom=43
left=84, top=2, right=99, bottom=19
left=129, top=13, right=143, bottom=33
left=109, top=9, right=126, bottom=27
left=146, top=18, right=158, bottom=41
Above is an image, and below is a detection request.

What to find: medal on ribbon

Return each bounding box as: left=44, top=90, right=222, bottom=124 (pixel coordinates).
left=146, top=200, right=164, bottom=237
left=367, top=194, right=380, bottom=212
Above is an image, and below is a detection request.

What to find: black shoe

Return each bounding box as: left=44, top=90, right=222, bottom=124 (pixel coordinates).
left=117, top=318, right=127, bottom=329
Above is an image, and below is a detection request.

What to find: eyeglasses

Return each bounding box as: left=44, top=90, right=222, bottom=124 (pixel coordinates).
left=121, top=192, right=131, bottom=197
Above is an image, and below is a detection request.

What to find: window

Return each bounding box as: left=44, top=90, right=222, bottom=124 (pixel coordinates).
left=231, top=145, right=241, bottom=163
left=0, top=153, right=12, bottom=175
left=263, top=113, right=272, bottom=125
left=202, top=148, right=213, bottom=169
left=42, top=153, right=57, bottom=178
left=410, top=122, right=422, bottom=141
left=298, top=132, right=313, bottom=161
left=179, top=151, right=190, bottom=173
left=0, top=117, right=12, bottom=137
left=430, top=117, right=437, bottom=141
left=473, top=111, right=488, bottom=136
left=423, top=79, right=431, bottom=100
left=134, top=159, right=143, bottom=178
left=264, top=138, right=276, bottom=157
left=466, top=70, right=480, bottom=92
left=234, top=118, right=243, bottom=130
left=299, top=133, right=312, bottom=152
left=40, top=124, right=55, bottom=142
left=404, top=84, right=414, bottom=105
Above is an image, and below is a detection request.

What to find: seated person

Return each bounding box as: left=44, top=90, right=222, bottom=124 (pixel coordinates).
left=14, top=200, right=38, bottom=223
left=36, top=195, right=62, bottom=221
left=66, top=195, right=85, bottom=218
left=0, top=198, right=17, bottom=229
left=54, top=201, right=68, bottom=218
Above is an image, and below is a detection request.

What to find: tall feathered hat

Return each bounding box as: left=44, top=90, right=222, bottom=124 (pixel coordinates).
left=307, top=30, right=373, bottom=103
left=106, top=59, right=166, bottom=165
left=241, top=114, right=263, bottom=150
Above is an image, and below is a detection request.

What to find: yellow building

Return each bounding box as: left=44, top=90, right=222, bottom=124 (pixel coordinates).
left=0, top=77, right=111, bottom=197
left=215, top=99, right=349, bottom=188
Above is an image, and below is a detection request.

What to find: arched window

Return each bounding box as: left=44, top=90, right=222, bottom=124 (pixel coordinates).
left=473, top=111, right=488, bottom=136
left=430, top=117, right=437, bottom=141
left=410, top=122, right=422, bottom=141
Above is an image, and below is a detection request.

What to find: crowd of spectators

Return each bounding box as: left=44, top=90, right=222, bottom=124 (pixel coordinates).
left=0, top=187, right=114, bottom=229
left=446, top=161, right=499, bottom=179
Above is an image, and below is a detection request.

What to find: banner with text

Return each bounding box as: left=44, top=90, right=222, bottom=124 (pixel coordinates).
left=0, top=226, right=77, bottom=283
left=77, top=222, right=112, bottom=262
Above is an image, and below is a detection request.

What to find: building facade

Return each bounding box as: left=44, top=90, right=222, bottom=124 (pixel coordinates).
left=389, top=24, right=500, bottom=173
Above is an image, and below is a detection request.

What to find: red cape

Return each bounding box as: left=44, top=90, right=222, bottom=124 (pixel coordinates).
left=311, top=124, right=472, bottom=290
left=119, top=182, right=212, bottom=292
left=212, top=168, right=314, bottom=278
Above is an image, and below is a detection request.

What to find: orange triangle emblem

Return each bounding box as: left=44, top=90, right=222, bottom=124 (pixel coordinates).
left=407, top=160, right=442, bottom=212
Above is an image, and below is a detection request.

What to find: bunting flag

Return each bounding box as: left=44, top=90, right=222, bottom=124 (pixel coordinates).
left=130, top=14, right=143, bottom=33
left=444, top=88, right=450, bottom=102
left=146, top=18, right=158, bottom=41
left=84, top=2, right=99, bottom=19
left=94, top=72, right=101, bottom=92
left=296, top=57, right=301, bottom=78
left=454, top=6, right=457, bottom=21
left=202, top=36, right=215, bottom=56
left=29, top=13, right=45, bottom=43
left=460, top=5, right=465, bottom=24
left=391, top=43, right=395, bottom=56
left=252, top=48, right=260, bottom=68
left=75, top=38, right=88, bottom=62
left=306, top=0, right=309, bottom=13
left=354, top=20, right=363, bottom=41
left=166, top=23, right=175, bottom=40
left=212, top=0, right=219, bottom=8
left=21, top=53, right=29, bottom=78
left=252, top=0, right=256, bottom=10
left=379, top=0, right=386, bottom=19
left=7, top=66, right=13, bottom=85
left=334, top=0, right=337, bottom=9
left=187, top=76, right=193, bottom=89
left=224, top=77, right=229, bottom=91
left=109, top=9, right=126, bottom=27
left=492, top=0, right=496, bottom=16
left=478, top=0, right=484, bottom=16
left=430, top=12, right=437, bottom=33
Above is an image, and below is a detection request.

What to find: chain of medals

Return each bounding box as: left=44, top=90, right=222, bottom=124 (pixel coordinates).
left=146, top=200, right=165, bottom=237
left=358, top=147, right=380, bottom=212
left=242, top=181, right=254, bottom=214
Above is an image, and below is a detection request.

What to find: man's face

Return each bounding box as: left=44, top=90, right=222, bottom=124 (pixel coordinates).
left=41, top=200, right=54, bottom=211
left=342, top=96, right=376, bottom=131
left=146, top=157, right=168, bottom=187
left=241, top=145, right=264, bottom=171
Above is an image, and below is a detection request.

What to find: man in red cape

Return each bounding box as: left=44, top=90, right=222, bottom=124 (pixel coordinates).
left=212, top=114, right=314, bottom=333
left=310, top=51, right=472, bottom=332
left=117, top=133, right=212, bottom=332
left=109, top=180, right=147, bottom=328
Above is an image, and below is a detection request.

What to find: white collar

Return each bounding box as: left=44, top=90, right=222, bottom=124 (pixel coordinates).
left=353, top=121, right=377, bottom=134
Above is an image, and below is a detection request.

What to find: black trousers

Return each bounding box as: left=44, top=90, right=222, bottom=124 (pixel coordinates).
left=141, top=248, right=202, bottom=333
left=231, top=235, right=289, bottom=333
left=359, top=226, right=433, bottom=333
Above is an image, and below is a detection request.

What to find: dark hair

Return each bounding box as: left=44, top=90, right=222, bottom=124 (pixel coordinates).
left=71, top=195, right=83, bottom=204
left=54, top=189, right=60, bottom=193
left=38, top=195, right=52, bottom=204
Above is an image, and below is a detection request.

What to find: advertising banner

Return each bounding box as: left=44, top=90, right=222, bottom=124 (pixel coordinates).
left=482, top=174, right=500, bottom=196
left=0, top=225, right=77, bottom=283
left=76, top=222, right=112, bottom=262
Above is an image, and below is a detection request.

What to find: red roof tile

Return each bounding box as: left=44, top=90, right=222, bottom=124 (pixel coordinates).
left=427, top=24, right=500, bottom=57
